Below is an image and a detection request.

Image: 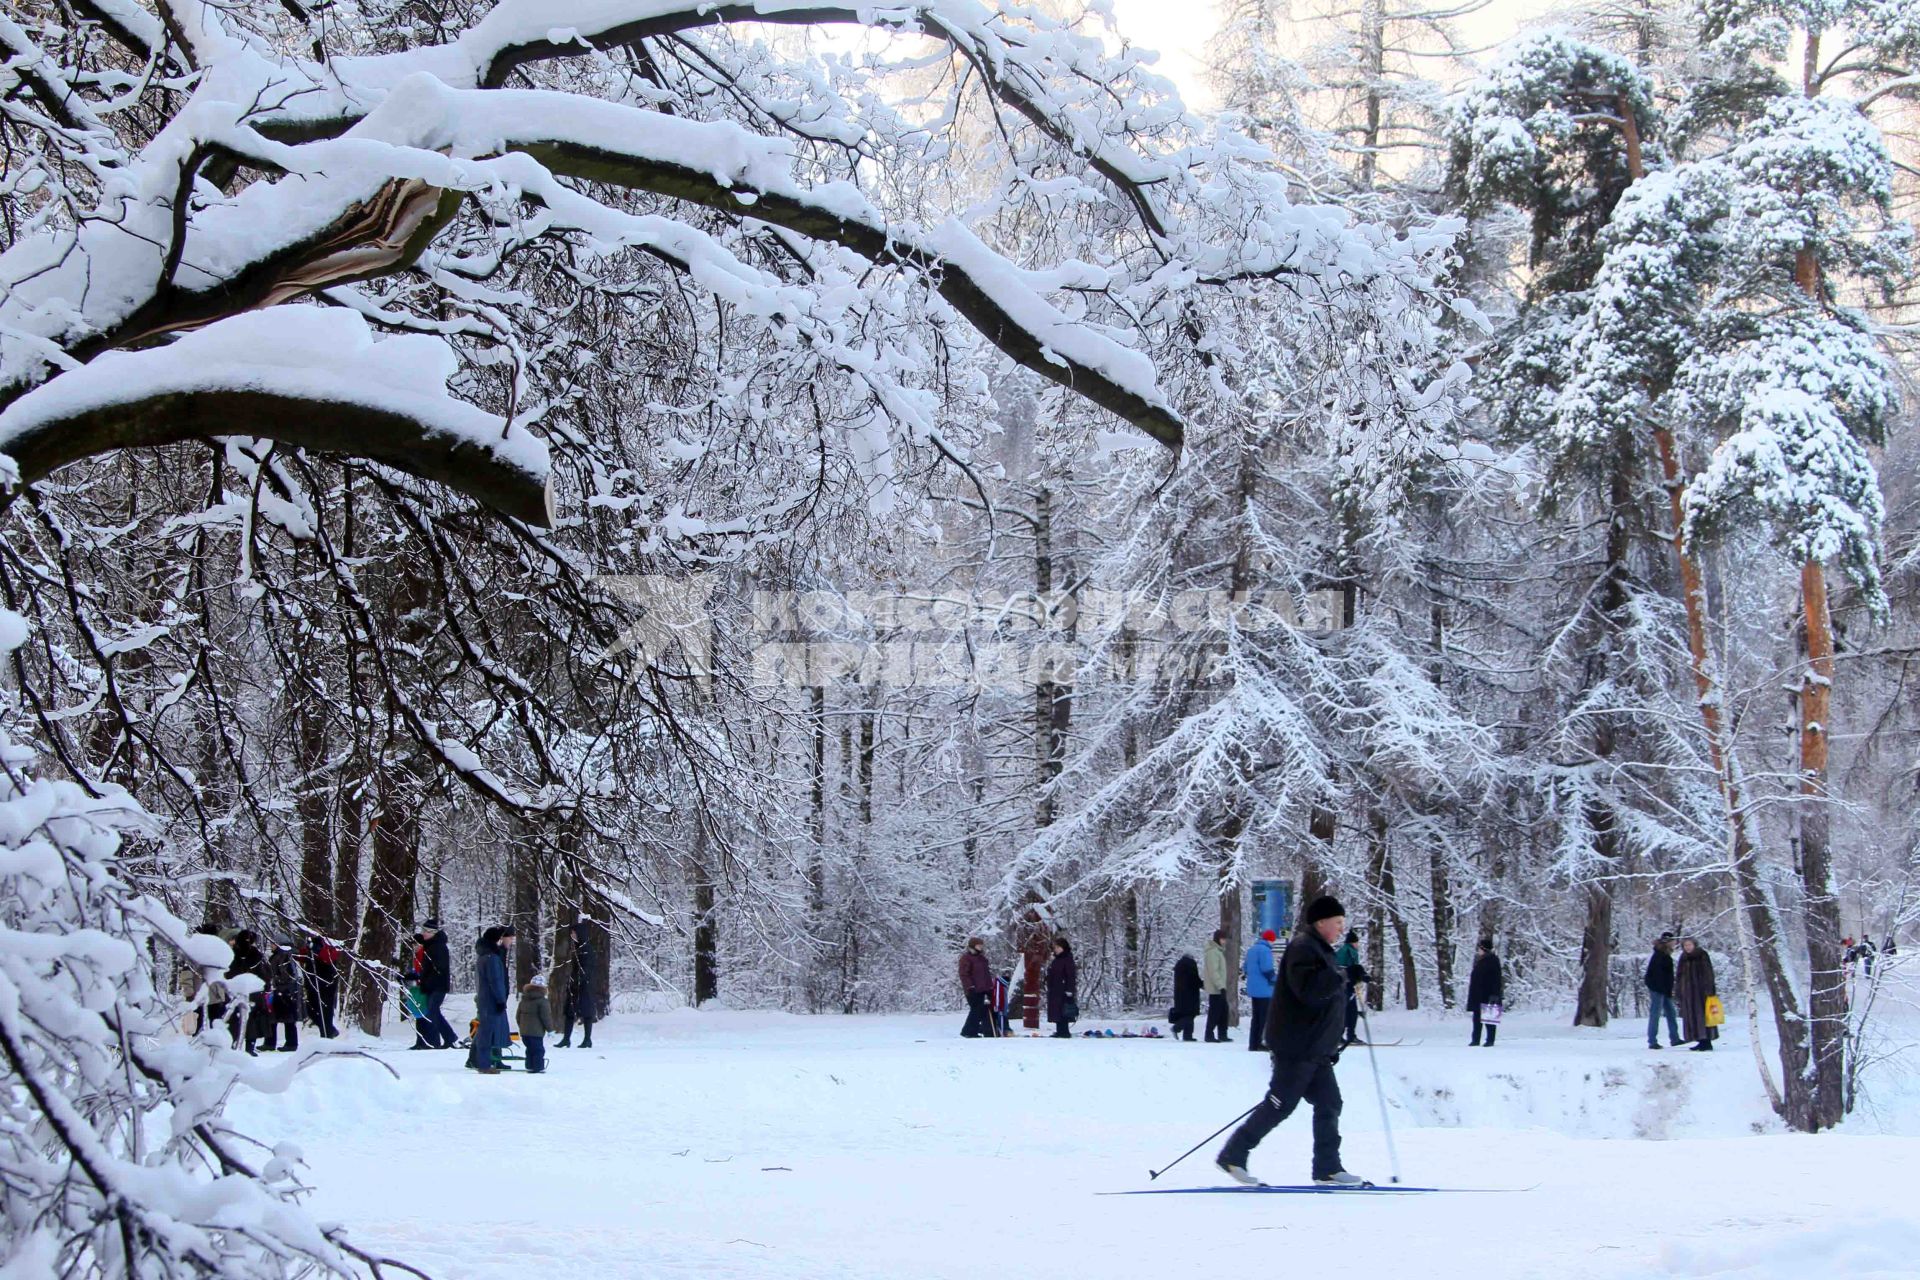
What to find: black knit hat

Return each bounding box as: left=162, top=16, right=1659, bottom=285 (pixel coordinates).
left=1305, top=895, right=1346, bottom=923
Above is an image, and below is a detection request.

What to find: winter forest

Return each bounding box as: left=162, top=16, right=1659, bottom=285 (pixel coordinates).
left=3, top=0, right=1919, bottom=1274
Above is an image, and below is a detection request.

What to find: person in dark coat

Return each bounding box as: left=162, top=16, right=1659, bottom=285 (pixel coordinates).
left=1045, top=937, right=1077, bottom=1038
left=517, top=975, right=554, bottom=1075
left=1217, top=896, right=1364, bottom=1187
left=958, top=937, right=993, bottom=1038
left=1466, top=938, right=1503, bottom=1047
left=557, top=920, right=601, bottom=1049
left=1170, top=954, right=1203, bottom=1041
left=299, top=935, right=342, bottom=1039
left=468, top=927, right=511, bottom=1073
left=263, top=940, right=306, bottom=1052
left=224, top=929, right=268, bottom=1053
left=1675, top=937, right=1718, bottom=1051
left=1645, top=933, right=1681, bottom=1049
left=416, top=920, right=458, bottom=1049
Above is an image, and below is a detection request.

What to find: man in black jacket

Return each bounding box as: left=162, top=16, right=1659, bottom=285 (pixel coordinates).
left=418, top=920, right=458, bottom=1049
left=1216, top=896, right=1365, bottom=1187
left=1645, top=933, right=1680, bottom=1050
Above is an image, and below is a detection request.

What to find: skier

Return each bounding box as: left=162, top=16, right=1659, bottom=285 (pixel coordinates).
left=1170, top=954, right=1202, bottom=1042
left=1046, top=937, right=1078, bottom=1039
left=1333, top=929, right=1368, bottom=1046
left=556, top=919, right=601, bottom=1049
left=1645, top=933, right=1681, bottom=1049
left=1243, top=929, right=1278, bottom=1053
left=1202, top=930, right=1232, bottom=1043
left=958, top=937, right=993, bottom=1038
left=1216, top=896, right=1366, bottom=1187
left=1467, top=938, right=1502, bottom=1047
left=416, top=919, right=457, bottom=1049
left=1675, top=937, right=1718, bottom=1051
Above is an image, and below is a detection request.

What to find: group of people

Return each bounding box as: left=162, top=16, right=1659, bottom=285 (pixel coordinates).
left=958, top=935, right=1078, bottom=1038
left=206, top=927, right=344, bottom=1054
left=1643, top=933, right=1722, bottom=1051
left=429, top=920, right=603, bottom=1074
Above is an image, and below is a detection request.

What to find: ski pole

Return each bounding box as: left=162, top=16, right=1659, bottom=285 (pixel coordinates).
left=1149, top=1105, right=1257, bottom=1181
left=1357, top=1003, right=1403, bottom=1184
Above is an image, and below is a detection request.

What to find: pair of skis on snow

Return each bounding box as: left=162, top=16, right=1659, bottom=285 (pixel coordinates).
left=1106, top=1182, right=1531, bottom=1196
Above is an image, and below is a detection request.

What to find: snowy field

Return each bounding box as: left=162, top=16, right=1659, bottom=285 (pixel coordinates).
left=231, top=1007, right=1920, bottom=1280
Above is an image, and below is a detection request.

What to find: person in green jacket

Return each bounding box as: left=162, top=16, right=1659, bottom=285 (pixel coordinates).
left=1333, top=930, right=1368, bottom=1046
left=1203, top=930, right=1232, bottom=1043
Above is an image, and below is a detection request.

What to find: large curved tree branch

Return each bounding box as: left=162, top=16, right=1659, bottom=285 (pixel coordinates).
left=0, top=388, right=550, bottom=525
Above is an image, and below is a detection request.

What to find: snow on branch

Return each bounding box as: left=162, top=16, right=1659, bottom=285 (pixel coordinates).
left=0, top=309, right=552, bottom=525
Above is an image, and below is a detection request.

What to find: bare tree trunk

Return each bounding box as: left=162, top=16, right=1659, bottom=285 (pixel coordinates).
left=295, top=698, right=334, bottom=934
left=693, top=821, right=718, bottom=1006
left=1574, top=465, right=1632, bottom=1027
left=1430, top=840, right=1456, bottom=1009
left=1365, top=826, right=1387, bottom=1013
left=351, top=759, right=424, bottom=1035
left=333, top=779, right=364, bottom=942
left=510, top=833, right=540, bottom=989
left=1218, top=820, right=1245, bottom=1029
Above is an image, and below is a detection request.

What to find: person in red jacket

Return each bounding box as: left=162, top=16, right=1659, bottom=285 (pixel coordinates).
left=959, top=938, right=994, bottom=1038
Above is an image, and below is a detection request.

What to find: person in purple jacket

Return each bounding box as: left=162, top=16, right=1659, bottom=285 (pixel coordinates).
left=958, top=938, right=993, bottom=1038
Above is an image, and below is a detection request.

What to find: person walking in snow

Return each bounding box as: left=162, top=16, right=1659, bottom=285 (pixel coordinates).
left=468, top=926, right=512, bottom=1073
left=1243, top=930, right=1278, bottom=1052
left=958, top=937, right=994, bottom=1038
left=1334, top=929, right=1368, bottom=1046
left=556, top=920, right=601, bottom=1049
left=517, top=975, right=554, bottom=1075
left=1216, top=896, right=1366, bottom=1188
left=1046, top=937, right=1078, bottom=1038
left=224, top=928, right=268, bottom=1052
left=1645, top=933, right=1682, bottom=1049
left=1467, top=937, right=1503, bottom=1047
left=1170, top=954, right=1202, bottom=1041
left=1675, top=937, right=1718, bottom=1051
left=264, top=938, right=307, bottom=1052
left=1203, top=930, right=1232, bottom=1043
left=415, top=919, right=457, bottom=1049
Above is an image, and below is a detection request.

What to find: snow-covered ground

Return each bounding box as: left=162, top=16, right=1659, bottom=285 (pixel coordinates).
left=232, top=1006, right=1920, bottom=1279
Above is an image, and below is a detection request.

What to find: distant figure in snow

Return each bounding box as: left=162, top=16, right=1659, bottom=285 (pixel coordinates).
left=958, top=937, right=994, bottom=1038
left=1203, top=930, right=1232, bottom=1043
left=1675, top=937, right=1718, bottom=1051
left=223, top=928, right=266, bottom=1051
left=1467, top=938, right=1503, bottom=1048
left=517, top=975, right=553, bottom=1075
left=1046, top=937, right=1078, bottom=1038
left=415, top=919, right=457, bottom=1049
left=1170, top=954, right=1202, bottom=1041
left=1243, top=930, right=1279, bottom=1052
left=1333, top=929, right=1368, bottom=1045
left=556, top=919, right=600, bottom=1049
left=1216, top=896, right=1367, bottom=1188
left=1858, top=936, right=1877, bottom=980
left=300, top=934, right=342, bottom=1039
left=1645, top=932, right=1681, bottom=1049
left=264, top=938, right=306, bottom=1053
left=468, top=926, right=512, bottom=1073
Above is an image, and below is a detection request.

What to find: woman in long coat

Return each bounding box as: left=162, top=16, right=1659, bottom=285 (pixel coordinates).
left=557, top=921, right=600, bottom=1049
left=468, top=927, right=511, bottom=1073
left=1169, top=954, right=1202, bottom=1042
left=1045, top=937, right=1077, bottom=1039
left=1466, top=937, right=1504, bottom=1047
left=1675, top=937, right=1718, bottom=1051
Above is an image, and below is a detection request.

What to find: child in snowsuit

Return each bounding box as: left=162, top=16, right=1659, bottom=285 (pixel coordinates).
left=517, top=976, right=554, bottom=1074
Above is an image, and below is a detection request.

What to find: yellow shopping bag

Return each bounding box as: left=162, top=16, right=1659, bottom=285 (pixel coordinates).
left=1704, top=994, right=1726, bottom=1028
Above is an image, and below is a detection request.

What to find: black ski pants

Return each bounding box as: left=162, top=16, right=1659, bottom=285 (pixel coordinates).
left=1205, top=993, right=1229, bottom=1042
left=1220, top=1055, right=1344, bottom=1180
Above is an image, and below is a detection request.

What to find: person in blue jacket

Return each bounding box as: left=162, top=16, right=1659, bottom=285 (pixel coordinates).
left=1243, top=929, right=1278, bottom=1052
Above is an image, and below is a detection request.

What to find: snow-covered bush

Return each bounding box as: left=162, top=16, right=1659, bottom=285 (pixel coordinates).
left=0, top=609, right=416, bottom=1277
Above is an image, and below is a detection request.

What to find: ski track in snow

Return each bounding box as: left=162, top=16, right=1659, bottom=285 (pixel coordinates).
left=229, top=1008, right=1920, bottom=1279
